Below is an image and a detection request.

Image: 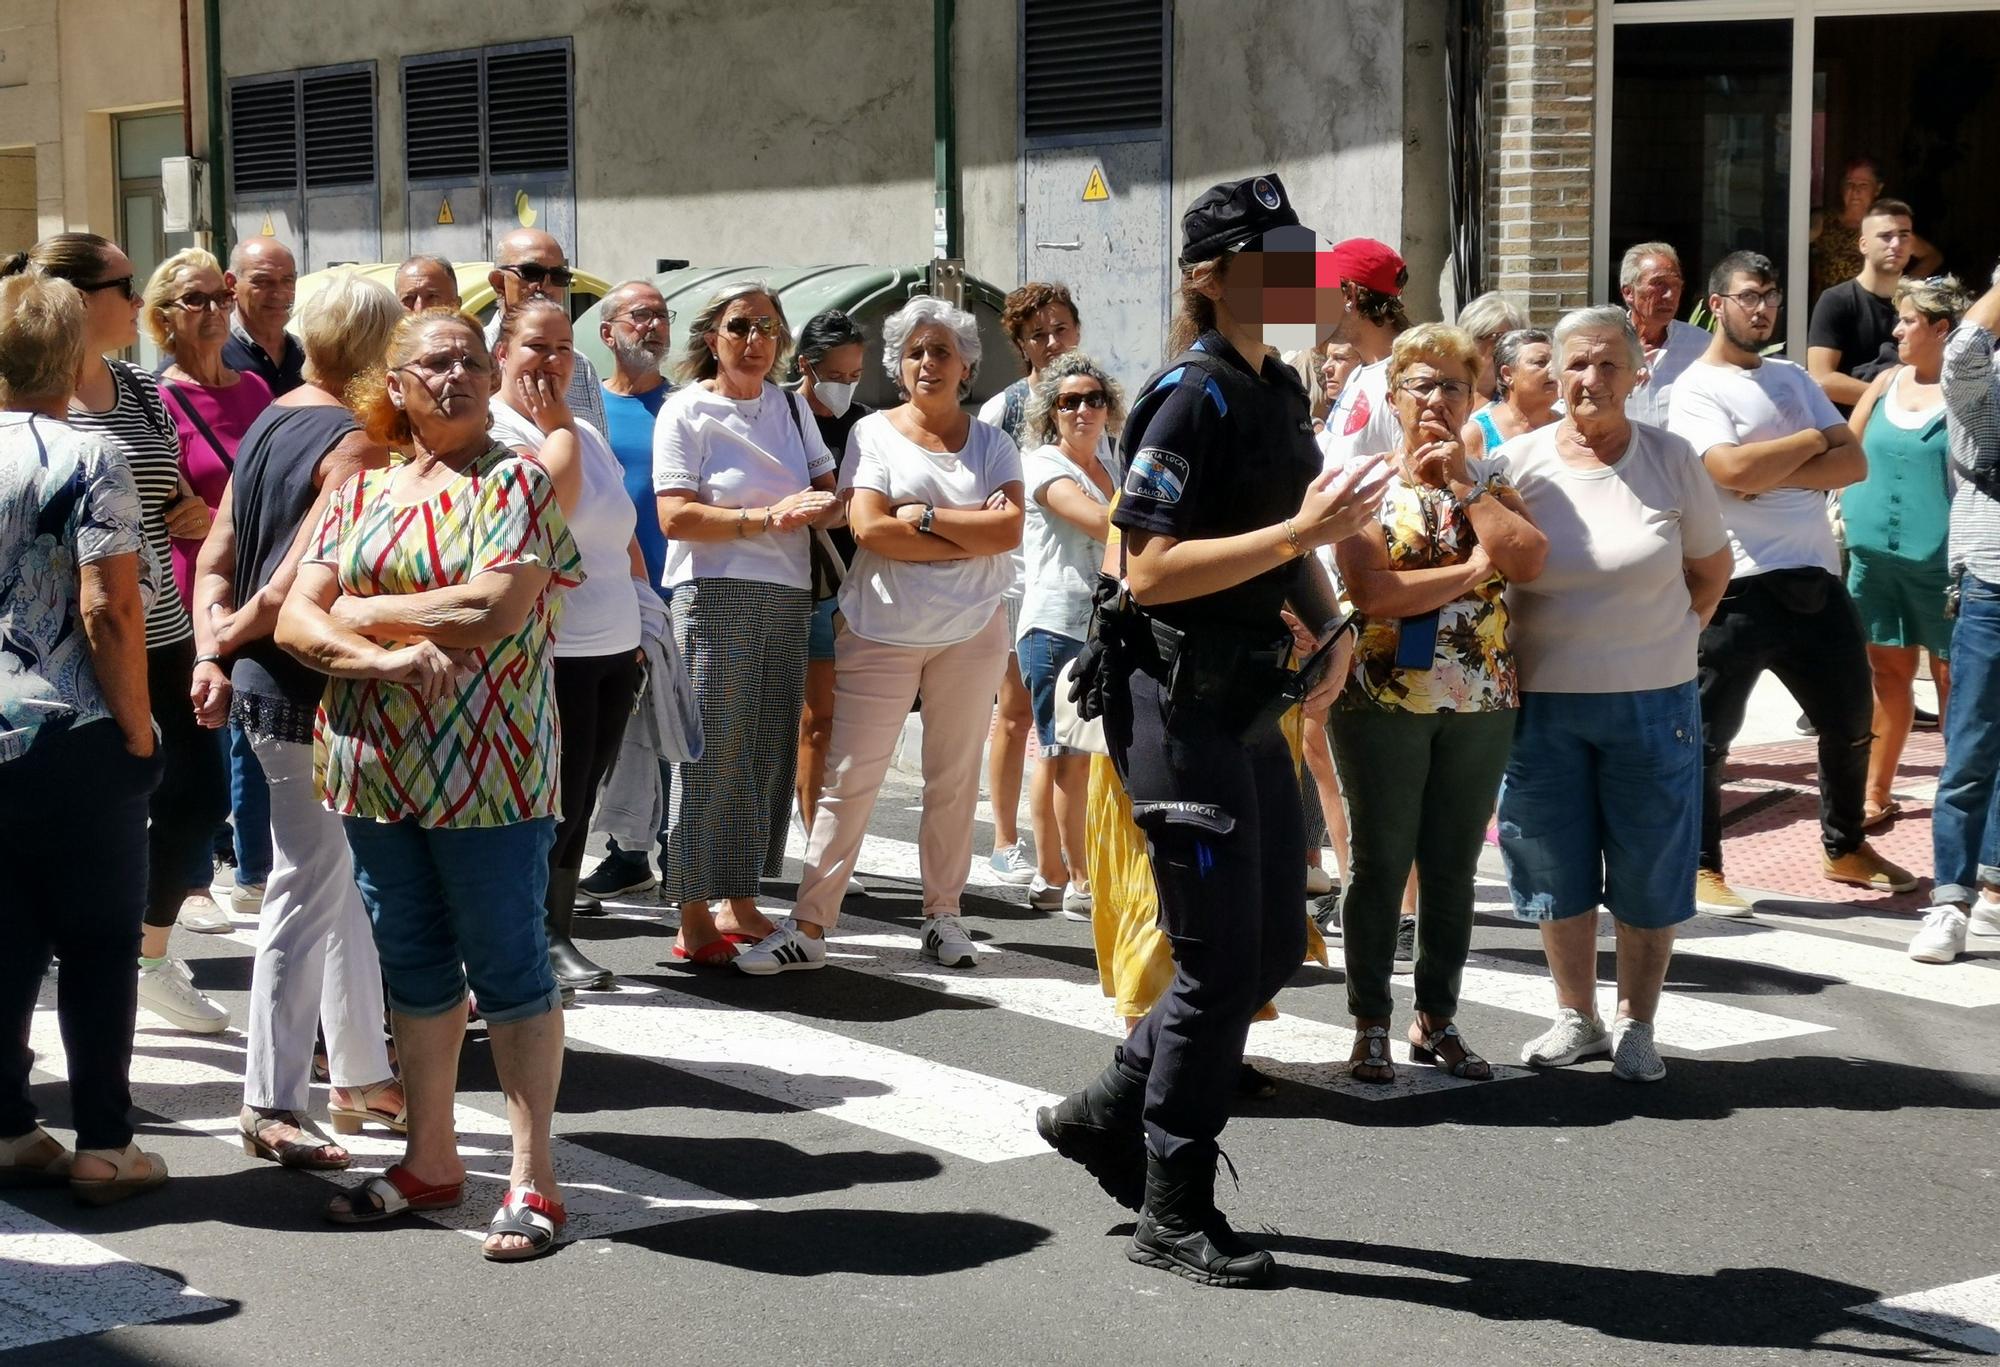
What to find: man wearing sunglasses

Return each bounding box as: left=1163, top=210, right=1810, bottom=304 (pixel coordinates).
left=1668, top=249, right=1916, bottom=918
left=482, top=227, right=607, bottom=434
left=222, top=237, right=305, bottom=396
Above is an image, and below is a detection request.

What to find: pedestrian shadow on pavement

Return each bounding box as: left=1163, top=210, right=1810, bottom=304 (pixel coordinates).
left=1259, top=1235, right=1957, bottom=1360
left=611, top=1207, right=1051, bottom=1276
left=624, top=966, right=996, bottom=1026
left=572, top=1132, right=943, bottom=1201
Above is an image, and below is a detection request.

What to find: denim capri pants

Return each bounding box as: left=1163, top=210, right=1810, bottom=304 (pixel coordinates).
left=1016, top=627, right=1085, bottom=755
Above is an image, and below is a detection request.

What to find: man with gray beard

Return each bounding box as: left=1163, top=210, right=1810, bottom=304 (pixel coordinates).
left=577, top=279, right=678, bottom=904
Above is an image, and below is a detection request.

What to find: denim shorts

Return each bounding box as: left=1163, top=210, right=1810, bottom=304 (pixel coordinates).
left=1497, top=682, right=1701, bottom=930
left=807, top=595, right=839, bottom=662
left=342, top=816, right=560, bottom=1023
left=1016, top=627, right=1085, bottom=754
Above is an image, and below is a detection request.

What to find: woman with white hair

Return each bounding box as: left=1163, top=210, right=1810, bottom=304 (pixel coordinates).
left=1462, top=328, right=1559, bottom=459
left=653, top=281, right=838, bottom=965
left=736, top=296, right=1024, bottom=974
left=189, top=269, right=406, bottom=1167
left=1493, top=305, right=1734, bottom=1083
left=1456, top=291, right=1532, bottom=404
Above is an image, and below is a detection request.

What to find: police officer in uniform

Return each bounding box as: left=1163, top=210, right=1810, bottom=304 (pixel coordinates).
left=1037, top=175, right=1386, bottom=1287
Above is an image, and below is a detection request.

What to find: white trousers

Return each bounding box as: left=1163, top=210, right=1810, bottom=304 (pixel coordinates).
left=243, top=733, right=391, bottom=1111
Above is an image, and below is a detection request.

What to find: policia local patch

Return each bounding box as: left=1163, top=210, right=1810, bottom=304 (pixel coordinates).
left=1125, top=448, right=1190, bottom=505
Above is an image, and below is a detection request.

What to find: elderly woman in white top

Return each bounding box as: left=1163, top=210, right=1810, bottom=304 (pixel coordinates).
left=1495, top=306, right=1734, bottom=1084
left=488, top=296, right=645, bottom=993
left=653, top=282, right=838, bottom=965
left=1013, top=351, right=1122, bottom=916
left=736, top=296, right=1024, bottom=975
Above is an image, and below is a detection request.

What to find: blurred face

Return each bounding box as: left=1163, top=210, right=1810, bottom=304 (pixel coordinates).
left=1860, top=213, right=1914, bottom=275
left=77, top=245, right=141, bottom=353
left=396, top=261, right=460, bottom=313
left=392, top=318, right=498, bottom=445
left=228, top=242, right=296, bottom=332
left=1473, top=327, right=1508, bottom=394
left=1893, top=301, right=1948, bottom=368
left=498, top=310, right=575, bottom=395
left=164, top=264, right=234, bottom=353
left=1018, top=303, right=1079, bottom=374
left=1217, top=232, right=1343, bottom=354
left=805, top=340, right=865, bottom=387
left=1390, top=357, right=1474, bottom=451
left=899, top=322, right=968, bottom=403
left=1504, top=341, right=1559, bottom=411
left=1559, top=330, right=1638, bottom=422
left=1841, top=167, right=1885, bottom=222
left=1711, top=271, right=1783, bottom=351
left=708, top=292, right=781, bottom=383
left=1623, top=255, right=1685, bottom=332
left=602, top=285, right=672, bottom=373
left=1053, top=373, right=1109, bottom=447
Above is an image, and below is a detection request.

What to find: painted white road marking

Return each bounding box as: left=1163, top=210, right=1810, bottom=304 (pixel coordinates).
left=1677, top=928, right=2000, bottom=1009
left=1438, top=958, right=1831, bottom=1051
left=1853, top=1273, right=2000, bottom=1354
left=0, top=1198, right=226, bottom=1354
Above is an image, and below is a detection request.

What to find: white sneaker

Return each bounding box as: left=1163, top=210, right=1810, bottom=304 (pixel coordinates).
left=922, top=915, right=979, bottom=968
left=1610, top=1019, right=1666, bottom=1083
left=1520, top=1007, right=1611, bottom=1067
left=1062, top=883, right=1093, bottom=922
left=988, top=844, right=1035, bottom=885
left=1909, top=905, right=1970, bottom=964
left=734, top=918, right=828, bottom=976
left=1969, top=899, right=2000, bottom=938
left=230, top=881, right=265, bottom=914
left=1305, top=865, right=1334, bottom=897
left=176, top=891, right=233, bottom=934
left=137, top=958, right=231, bottom=1033
left=1027, top=875, right=1064, bottom=912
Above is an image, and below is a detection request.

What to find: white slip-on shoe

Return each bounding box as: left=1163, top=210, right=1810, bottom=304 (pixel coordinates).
left=1909, top=906, right=1970, bottom=964
left=1968, top=899, right=2000, bottom=939
left=230, top=881, right=265, bottom=915
left=922, top=915, right=979, bottom=968
left=1520, top=1007, right=1611, bottom=1067
left=734, top=918, right=828, bottom=976
left=176, top=891, right=232, bottom=934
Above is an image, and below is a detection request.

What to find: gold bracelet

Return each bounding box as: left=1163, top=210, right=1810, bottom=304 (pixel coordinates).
left=1283, top=518, right=1303, bottom=557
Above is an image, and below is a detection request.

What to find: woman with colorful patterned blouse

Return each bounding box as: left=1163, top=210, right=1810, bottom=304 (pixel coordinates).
left=0, top=270, right=168, bottom=1203
left=276, top=309, right=581, bottom=1262
left=1329, top=322, right=1548, bottom=1085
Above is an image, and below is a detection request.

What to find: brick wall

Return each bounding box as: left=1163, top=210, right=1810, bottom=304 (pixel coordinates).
left=1485, top=0, right=1595, bottom=319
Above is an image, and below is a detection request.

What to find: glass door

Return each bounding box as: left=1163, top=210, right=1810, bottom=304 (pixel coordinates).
left=115, top=111, right=195, bottom=371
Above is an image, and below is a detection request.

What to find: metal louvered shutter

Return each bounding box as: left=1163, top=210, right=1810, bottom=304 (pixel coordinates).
left=404, top=55, right=482, bottom=181
left=229, top=79, right=298, bottom=194
left=486, top=45, right=571, bottom=176
left=1023, top=0, right=1166, bottom=140
left=302, top=67, right=375, bottom=188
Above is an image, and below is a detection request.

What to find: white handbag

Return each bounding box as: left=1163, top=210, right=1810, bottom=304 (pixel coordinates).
left=1051, top=655, right=1109, bottom=756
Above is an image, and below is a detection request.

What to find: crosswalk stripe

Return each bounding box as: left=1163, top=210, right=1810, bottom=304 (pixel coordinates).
left=0, top=1197, right=228, bottom=1353
left=1676, top=928, right=2000, bottom=1009
left=561, top=982, right=1061, bottom=1162
left=28, top=1011, right=755, bottom=1242
left=1852, top=1273, right=2000, bottom=1354
left=1440, top=957, right=1832, bottom=1051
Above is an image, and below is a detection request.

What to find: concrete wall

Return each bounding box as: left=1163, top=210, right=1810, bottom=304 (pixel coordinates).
left=0, top=148, right=34, bottom=253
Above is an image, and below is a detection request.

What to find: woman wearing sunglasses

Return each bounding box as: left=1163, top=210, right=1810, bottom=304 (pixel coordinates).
left=653, top=282, right=838, bottom=964
left=9, top=234, right=232, bottom=1037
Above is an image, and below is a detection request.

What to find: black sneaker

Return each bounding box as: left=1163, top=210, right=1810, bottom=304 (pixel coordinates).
left=1795, top=711, right=1817, bottom=737
left=1311, top=894, right=1341, bottom=939
left=577, top=850, right=657, bottom=906
left=1913, top=705, right=1939, bottom=731
left=1392, top=916, right=1416, bottom=975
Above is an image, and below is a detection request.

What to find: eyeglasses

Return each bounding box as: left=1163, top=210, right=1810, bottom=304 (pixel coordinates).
left=173, top=291, right=234, bottom=314
left=1396, top=377, right=1472, bottom=403
left=1055, top=390, right=1109, bottom=412
left=78, top=276, right=135, bottom=300
left=614, top=307, right=675, bottom=329
left=396, top=352, right=493, bottom=380
left=719, top=315, right=781, bottom=340
left=499, top=263, right=573, bottom=288
left=1720, top=288, right=1784, bottom=312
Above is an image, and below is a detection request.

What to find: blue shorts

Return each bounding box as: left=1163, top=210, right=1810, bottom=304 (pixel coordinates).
left=1016, top=627, right=1085, bottom=754
left=1496, top=682, right=1701, bottom=930
left=807, top=595, right=839, bottom=662
left=342, top=816, right=561, bottom=1023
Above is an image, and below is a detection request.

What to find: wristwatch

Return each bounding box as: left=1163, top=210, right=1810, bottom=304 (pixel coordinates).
left=917, top=503, right=936, bottom=535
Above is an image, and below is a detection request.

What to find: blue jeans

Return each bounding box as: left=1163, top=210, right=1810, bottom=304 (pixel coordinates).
left=1933, top=575, right=2000, bottom=905
left=342, top=816, right=560, bottom=1024
left=228, top=722, right=272, bottom=883
left=1016, top=628, right=1084, bottom=753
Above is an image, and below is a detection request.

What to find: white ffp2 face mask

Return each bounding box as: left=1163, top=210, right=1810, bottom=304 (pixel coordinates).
left=814, top=380, right=858, bottom=418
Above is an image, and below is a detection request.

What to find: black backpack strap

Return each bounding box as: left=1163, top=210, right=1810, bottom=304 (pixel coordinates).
left=159, top=380, right=236, bottom=473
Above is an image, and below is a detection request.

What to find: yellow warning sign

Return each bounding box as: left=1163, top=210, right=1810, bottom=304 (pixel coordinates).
left=1082, top=166, right=1110, bottom=202
left=436, top=197, right=455, bottom=226
left=259, top=213, right=274, bottom=237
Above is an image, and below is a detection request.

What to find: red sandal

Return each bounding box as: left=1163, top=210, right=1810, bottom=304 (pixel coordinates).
left=324, top=1163, right=464, bottom=1225
left=670, top=939, right=740, bottom=966
left=482, top=1184, right=566, bottom=1262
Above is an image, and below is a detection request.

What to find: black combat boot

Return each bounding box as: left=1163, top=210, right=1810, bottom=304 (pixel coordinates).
left=1034, top=1052, right=1147, bottom=1209
left=1127, top=1147, right=1276, bottom=1288
left=545, top=868, right=614, bottom=992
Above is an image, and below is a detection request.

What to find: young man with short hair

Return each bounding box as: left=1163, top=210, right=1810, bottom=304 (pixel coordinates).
left=1808, top=199, right=1918, bottom=411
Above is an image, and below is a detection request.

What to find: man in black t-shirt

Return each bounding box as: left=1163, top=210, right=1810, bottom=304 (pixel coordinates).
left=1807, top=197, right=1918, bottom=412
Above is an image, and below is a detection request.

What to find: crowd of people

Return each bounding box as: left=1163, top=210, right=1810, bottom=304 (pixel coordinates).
left=2, top=166, right=1998, bottom=1284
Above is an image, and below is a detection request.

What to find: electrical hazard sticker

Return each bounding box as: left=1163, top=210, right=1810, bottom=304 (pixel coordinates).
left=1124, top=448, right=1189, bottom=505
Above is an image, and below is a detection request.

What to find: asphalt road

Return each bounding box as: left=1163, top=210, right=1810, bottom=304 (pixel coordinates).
left=9, top=765, right=1999, bottom=1367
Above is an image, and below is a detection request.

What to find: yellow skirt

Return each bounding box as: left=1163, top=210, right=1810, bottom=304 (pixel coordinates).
left=1086, top=707, right=1327, bottom=1023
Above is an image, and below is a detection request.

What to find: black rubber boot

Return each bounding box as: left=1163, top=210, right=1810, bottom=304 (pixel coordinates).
left=1127, top=1147, right=1276, bottom=1288
left=1034, top=1053, right=1147, bottom=1209
left=545, top=868, right=614, bottom=992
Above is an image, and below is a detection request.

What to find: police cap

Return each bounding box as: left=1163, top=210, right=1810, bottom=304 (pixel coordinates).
left=1179, top=174, right=1300, bottom=266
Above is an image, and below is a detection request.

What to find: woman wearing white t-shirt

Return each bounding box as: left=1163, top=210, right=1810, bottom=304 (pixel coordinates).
left=1015, top=351, right=1122, bottom=916
left=653, top=282, right=838, bottom=965
left=737, top=297, right=1024, bottom=974
left=488, top=298, right=644, bottom=993
left=1496, top=308, right=1734, bottom=1084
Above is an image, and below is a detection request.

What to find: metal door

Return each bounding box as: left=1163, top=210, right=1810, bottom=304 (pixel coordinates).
left=1022, top=139, right=1170, bottom=394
